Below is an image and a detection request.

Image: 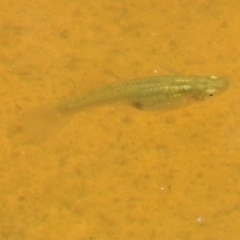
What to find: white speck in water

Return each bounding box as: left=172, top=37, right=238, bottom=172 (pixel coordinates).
left=197, top=216, right=205, bottom=224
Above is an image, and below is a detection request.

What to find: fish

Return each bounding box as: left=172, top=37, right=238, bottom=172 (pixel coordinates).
left=22, top=75, right=228, bottom=141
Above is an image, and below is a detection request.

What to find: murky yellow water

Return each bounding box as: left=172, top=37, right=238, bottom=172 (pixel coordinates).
left=1, top=0, right=240, bottom=239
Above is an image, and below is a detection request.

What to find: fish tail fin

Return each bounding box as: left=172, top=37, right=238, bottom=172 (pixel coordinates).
left=21, top=102, right=75, bottom=143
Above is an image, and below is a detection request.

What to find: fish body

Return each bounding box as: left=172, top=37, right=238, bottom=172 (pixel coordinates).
left=23, top=75, right=228, bottom=141
left=61, top=75, right=228, bottom=112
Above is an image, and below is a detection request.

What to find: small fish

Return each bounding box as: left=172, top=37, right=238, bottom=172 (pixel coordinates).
left=22, top=75, right=228, bottom=141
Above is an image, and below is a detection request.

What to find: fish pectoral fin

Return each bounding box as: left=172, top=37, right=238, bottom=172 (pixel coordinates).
left=131, top=101, right=144, bottom=110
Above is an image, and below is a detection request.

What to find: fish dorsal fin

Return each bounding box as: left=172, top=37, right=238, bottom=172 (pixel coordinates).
left=71, top=75, right=120, bottom=99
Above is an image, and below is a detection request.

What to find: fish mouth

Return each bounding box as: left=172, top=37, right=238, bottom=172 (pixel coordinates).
left=206, top=76, right=229, bottom=95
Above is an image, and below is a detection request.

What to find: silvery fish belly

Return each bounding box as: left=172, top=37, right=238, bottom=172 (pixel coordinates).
left=23, top=75, right=228, bottom=141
